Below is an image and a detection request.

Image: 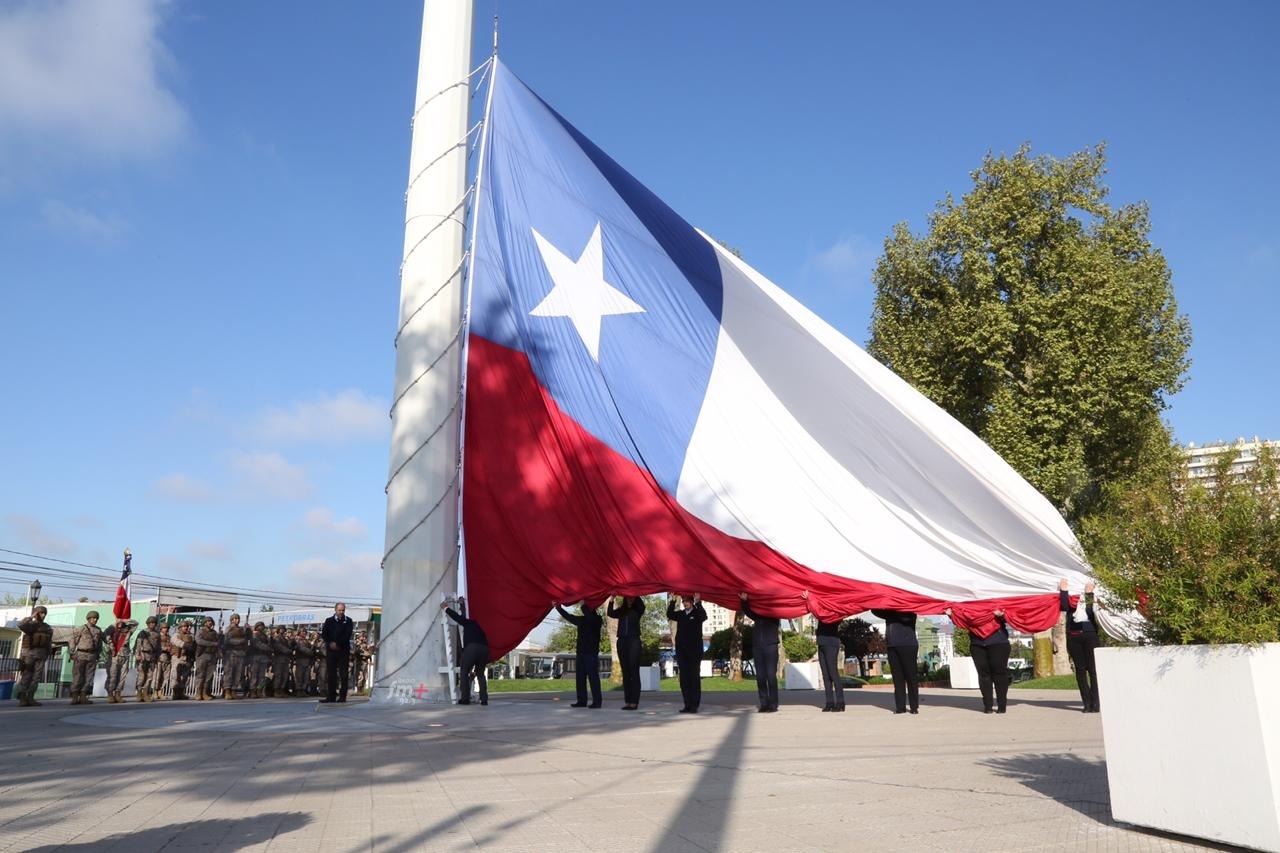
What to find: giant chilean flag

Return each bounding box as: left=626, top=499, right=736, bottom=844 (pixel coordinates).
left=463, top=61, right=1092, bottom=657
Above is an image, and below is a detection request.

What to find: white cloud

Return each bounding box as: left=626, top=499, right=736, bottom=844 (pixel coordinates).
left=3, top=514, right=77, bottom=557
left=229, top=451, right=312, bottom=501
left=188, top=539, right=232, bottom=561
left=302, top=508, right=368, bottom=540
left=0, top=0, right=186, bottom=163
left=40, top=199, right=127, bottom=240
left=801, top=233, right=878, bottom=285
left=153, top=473, right=216, bottom=503
left=244, top=390, right=387, bottom=445
left=286, top=552, right=381, bottom=598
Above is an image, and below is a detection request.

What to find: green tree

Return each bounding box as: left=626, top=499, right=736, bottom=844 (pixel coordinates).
left=837, top=618, right=884, bottom=675
left=1082, top=446, right=1280, bottom=644
left=638, top=594, right=668, bottom=664
left=952, top=627, right=971, bottom=657
left=781, top=631, right=817, bottom=663
left=706, top=623, right=754, bottom=660
left=869, top=143, right=1190, bottom=523
left=545, top=609, right=610, bottom=654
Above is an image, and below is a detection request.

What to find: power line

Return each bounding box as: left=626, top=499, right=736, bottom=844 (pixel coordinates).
left=0, top=548, right=381, bottom=607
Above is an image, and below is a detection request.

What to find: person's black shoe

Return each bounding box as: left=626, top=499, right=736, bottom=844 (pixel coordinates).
left=678, top=707, right=693, bottom=713
left=480, top=700, right=488, bottom=706
left=909, top=709, right=918, bottom=714
left=996, top=707, right=1007, bottom=714
left=893, top=709, right=907, bottom=714
left=822, top=704, right=834, bottom=712
left=588, top=703, right=602, bottom=708
left=757, top=706, right=768, bottom=713
left=835, top=704, right=845, bottom=712
left=570, top=702, right=588, bottom=708
left=338, top=696, right=346, bottom=703
left=983, top=708, right=995, bottom=714
left=457, top=699, right=471, bottom=705
left=319, top=698, right=335, bottom=704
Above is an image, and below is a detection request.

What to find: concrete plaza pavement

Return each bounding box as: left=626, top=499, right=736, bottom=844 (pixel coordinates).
left=0, top=686, right=1226, bottom=852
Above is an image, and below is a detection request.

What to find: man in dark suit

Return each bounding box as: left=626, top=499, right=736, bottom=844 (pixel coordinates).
left=668, top=594, right=708, bottom=713
left=740, top=592, right=781, bottom=712
left=320, top=602, right=355, bottom=703
left=555, top=601, right=604, bottom=708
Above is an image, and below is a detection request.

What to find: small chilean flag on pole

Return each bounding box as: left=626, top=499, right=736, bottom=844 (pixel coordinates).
left=113, top=548, right=132, bottom=620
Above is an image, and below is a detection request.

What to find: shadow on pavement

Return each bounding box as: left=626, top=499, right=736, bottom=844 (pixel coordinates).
left=26, top=811, right=311, bottom=851
left=647, top=710, right=750, bottom=853
left=980, top=753, right=1112, bottom=821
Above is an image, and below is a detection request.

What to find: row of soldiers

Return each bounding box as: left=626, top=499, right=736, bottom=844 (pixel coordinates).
left=15, top=607, right=374, bottom=706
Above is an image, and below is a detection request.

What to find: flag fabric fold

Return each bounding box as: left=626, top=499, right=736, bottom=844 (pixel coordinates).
left=113, top=551, right=132, bottom=620
left=463, top=60, right=1094, bottom=657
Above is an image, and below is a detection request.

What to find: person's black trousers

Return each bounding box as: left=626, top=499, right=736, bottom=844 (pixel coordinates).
left=676, top=651, right=701, bottom=710
left=459, top=642, right=489, bottom=704
left=817, top=637, right=845, bottom=707
left=886, top=643, right=919, bottom=712
left=576, top=653, right=601, bottom=705
left=325, top=650, right=350, bottom=700
left=618, top=636, right=641, bottom=706
left=753, top=642, right=779, bottom=710
left=1067, top=633, right=1100, bottom=710
left=970, top=642, right=1011, bottom=710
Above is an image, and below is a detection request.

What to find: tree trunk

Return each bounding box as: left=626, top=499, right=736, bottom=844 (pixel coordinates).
left=1052, top=615, right=1072, bottom=676
left=1033, top=630, right=1054, bottom=678
left=607, top=608, right=621, bottom=685
left=728, top=610, right=744, bottom=682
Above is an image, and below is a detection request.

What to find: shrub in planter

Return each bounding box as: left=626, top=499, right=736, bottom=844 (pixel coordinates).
left=1082, top=445, right=1280, bottom=644
left=781, top=631, right=817, bottom=662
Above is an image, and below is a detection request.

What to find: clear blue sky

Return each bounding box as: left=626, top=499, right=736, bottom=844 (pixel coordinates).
left=1, top=1, right=1276, bottom=606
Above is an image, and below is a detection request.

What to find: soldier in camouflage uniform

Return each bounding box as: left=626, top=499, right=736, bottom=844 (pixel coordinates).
left=270, top=626, right=293, bottom=697
left=17, top=606, right=54, bottom=707
left=222, top=614, right=248, bottom=699
left=152, top=624, right=172, bottom=698
left=102, top=618, right=136, bottom=703
left=193, top=617, right=221, bottom=700
left=293, top=629, right=315, bottom=696
left=133, top=617, right=162, bottom=702
left=247, top=621, right=271, bottom=698
left=169, top=622, right=195, bottom=700
left=68, top=611, right=104, bottom=704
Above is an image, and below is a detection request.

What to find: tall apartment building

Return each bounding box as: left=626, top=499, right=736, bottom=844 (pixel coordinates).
left=1183, top=437, right=1278, bottom=488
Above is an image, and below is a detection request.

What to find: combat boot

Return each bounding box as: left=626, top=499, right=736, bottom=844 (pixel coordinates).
left=82, top=694, right=94, bottom=705
left=223, top=688, right=233, bottom=700
left=107, top=693, right=118, bottom=704
left=27, top=696, right=42, bottom=707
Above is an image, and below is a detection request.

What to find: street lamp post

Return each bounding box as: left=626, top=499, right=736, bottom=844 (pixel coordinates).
left=28, top=579, right=42, bottom=609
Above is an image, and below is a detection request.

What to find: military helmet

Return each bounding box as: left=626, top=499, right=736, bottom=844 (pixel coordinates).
left=86, top=610, right=100, bottom=620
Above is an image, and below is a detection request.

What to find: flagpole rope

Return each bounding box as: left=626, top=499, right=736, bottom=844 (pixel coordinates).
left=387, top=319, right=465, bottom=414
left=382, top=466, right=462, bottom=568
left=404, top=120, right=483, bottom=202
left=394, top=252, right=469, bottom=347
left=409, top=58, right=492, bottom=126
left=384, top=389, right=463, bottom=493
left=371, top=550, right=459, bottom=687
left=399, top=186, right=474, bottom=277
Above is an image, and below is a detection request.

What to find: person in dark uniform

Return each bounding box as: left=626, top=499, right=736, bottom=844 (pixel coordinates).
left=320, top=602, right=355, bottom=704
left=739, top=592, right=780, bottom=713
left=802, top=591, right=845, bottom=712
left=945, top=606, right=1011, bottom=714
left=441, top=598, right=489, bottom=706
left=871, top=608, right=920, bottom=714
left=555, top=601, right=603, bottom=708
left=1060, top=579, right=1101, bottom=713
left=666, top=594, right=707, bottom=713
left=607, top=596, right=645, bottom=710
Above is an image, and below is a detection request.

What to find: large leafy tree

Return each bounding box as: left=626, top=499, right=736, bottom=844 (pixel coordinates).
left=869, top=143, right=1190, bottom=523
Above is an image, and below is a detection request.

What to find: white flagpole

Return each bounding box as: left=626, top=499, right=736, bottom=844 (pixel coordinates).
left=374, top=0, right=474, bottom=705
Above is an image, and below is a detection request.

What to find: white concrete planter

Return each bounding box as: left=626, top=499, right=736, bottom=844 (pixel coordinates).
left=783, top=661, right=820, bottom=690
left=948, top=655, right=979, bottom=689
left=1096, top=643, right=1280, bottom=852
left=638, top=664, right=661, bottom=692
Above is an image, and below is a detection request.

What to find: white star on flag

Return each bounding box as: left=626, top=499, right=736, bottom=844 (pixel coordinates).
left=530, top=223, right=645, bottom=361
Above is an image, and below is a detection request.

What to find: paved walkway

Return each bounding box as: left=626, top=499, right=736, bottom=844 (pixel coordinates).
left=0, top=687, right=1226, bottom=852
